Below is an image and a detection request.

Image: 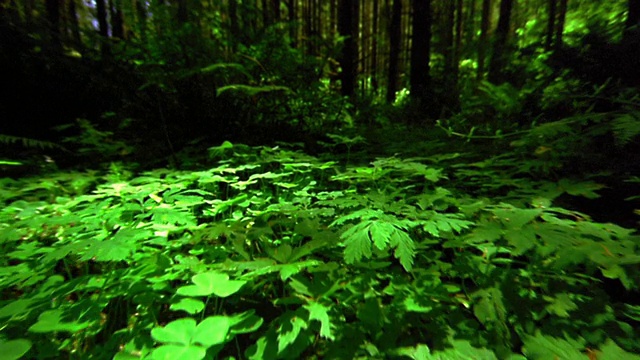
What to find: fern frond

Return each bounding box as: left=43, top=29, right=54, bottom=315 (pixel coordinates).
left=0, top=134, right=63, bottom=150
left=216, top=84, right=291, bottom=97
left=612, top=112, right=640, bottom=146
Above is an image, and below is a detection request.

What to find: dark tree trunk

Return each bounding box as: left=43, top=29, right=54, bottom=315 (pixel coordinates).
left=135, top=0, right=148, bottom=42
left=338, top=0, right=357, bottom=98
left=410, top=0, right=432, bottom=104
left=386, top=0, right=401, bottom=102
left=95, top=0, right=110, bottom=56
left=554, top=0, right=567, bottom=49
left=442, top=0, right=457, bottom=107
left=45, top=0, right=62, bottom=50
left=371, top=0, right=379, bottom=92
left=272, top=0, right=281, bottom=21
left=545, top=0, right=556, bottom=50
left=477, top=0, right=490, bottom=80
left=488, top=0, right=513, bottom=84
left=177, top=0, right=188, bottom=24
left=109, top=0, right=125, bottom=39
left=229, top=0, right=240, bottom=49
left=68, top=0, right=81, bottom=47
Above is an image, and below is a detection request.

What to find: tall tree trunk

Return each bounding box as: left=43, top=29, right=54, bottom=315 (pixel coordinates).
left=229, top=0, right=240, bottom=49
left=545, top=0, right=556, bottom=50
left=554, top=0, right=567, bottom=50
left=371, top=0, right=379, bottom=92
left=386, top=0, right=401, bottom=102
left=96, top=0, right=110, bottom=56
left=488, top=0, right=513, bottom=84
left=68, top=0, right=81, bottom=47
left=338, top=0, right=357, bottom=98
left=177, top=0, right=188, bottom=24
left=45, top=0, right=62, bottom=51
left=135, top=0, right=148, bottom=43
left=109, top=0, right=125, bottom=39
left=286, top=0, right=296, bottom=46
left=442, top=0, right=456, bottom=103
left=272, top=0, right=281, bottom=22
left=410, top=0, right=432, bottom=104
left=477, top=0, right=490, bottom=80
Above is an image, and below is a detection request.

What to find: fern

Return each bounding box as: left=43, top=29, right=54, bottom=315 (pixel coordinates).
left=612, top=111, right=640, bottom=146
left=337, top=215, right=416, bottom=272
left=216, top=84, right=291, bottom=97
left=0, top=134, right=63, bottom=150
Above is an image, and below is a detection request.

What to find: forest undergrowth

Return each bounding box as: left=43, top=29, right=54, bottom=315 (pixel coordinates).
left=1, top=114, right=639, bottom=360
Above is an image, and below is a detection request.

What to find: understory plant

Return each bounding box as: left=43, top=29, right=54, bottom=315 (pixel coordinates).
left=0, top=140, right=638, bottom=360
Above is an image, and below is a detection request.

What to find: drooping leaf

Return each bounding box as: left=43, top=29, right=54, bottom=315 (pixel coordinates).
left=391, top=228, right=415, bottom=271
left=28, top=309, right=91, bottom=333
left=342, top=222, right=373, bottom=264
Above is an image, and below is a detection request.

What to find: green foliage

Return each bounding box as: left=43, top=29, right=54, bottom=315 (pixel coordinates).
left=0, top=134, right=62, bottom=150
left=0, top=139, right=638, bottom=359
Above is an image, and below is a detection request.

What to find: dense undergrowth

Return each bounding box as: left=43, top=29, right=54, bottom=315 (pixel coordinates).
left=1, top=123, right=639, bottom=359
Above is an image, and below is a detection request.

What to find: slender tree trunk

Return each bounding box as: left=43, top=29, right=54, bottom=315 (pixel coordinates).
left=410, top=0, right=432, bottom=104
left=386, top=0, right=401, bottom=102
left=286, top=0, right=296, bottom=46
left=109, top=0, right=125, bottom=39
left=229, top=0, right=240, bottom=49
left=338, top=0, right=357, bottom=97
left=488, top=0, right=513, bottom=84
left=272, top=0, right=281, bottom=21
left=477, top=0, right=490, bottom=81
left=371, top=0, right=379, bottom=92
left=545, top=0, right=556, bottom=50
left=443, top=1, right=455, bottom=78
left=68, top=0, right=81, bottom=47
left=135, top=0, right=148, bottom=43
left=466, top=0, right=477, bottom=46
left=96, top=0, right=110, bottom=56
left=554, top=0, right=567, bottom=49
left=45, top=0, right=62, bottom=51
left=177, top=0, right=188, bottom=24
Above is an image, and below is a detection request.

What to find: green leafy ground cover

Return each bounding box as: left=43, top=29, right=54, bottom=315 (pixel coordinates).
left=0, top=139, right=639, bottom=360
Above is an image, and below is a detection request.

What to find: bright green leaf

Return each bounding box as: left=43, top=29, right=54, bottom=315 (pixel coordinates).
left=192, top=316, right=231, bottom=348
left=170, top=298, right=205, bottom=315
left=150, top=344, right=206, bottom=360
left=0, top=339, right=32, bottom=360
left=176, top=271, right=246, bottom=298
left=28, top=310, right=91, bottom=333
left=304, top=302, right=334, bottom=340
left=151, top=318, right=197, bottom=346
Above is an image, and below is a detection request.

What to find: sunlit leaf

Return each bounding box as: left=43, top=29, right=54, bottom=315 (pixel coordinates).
left=176, top=271, right=246, bottom=297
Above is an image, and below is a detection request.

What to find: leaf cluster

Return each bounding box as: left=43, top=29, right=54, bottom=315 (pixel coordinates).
left=0, top=139, right=638, bottom=359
